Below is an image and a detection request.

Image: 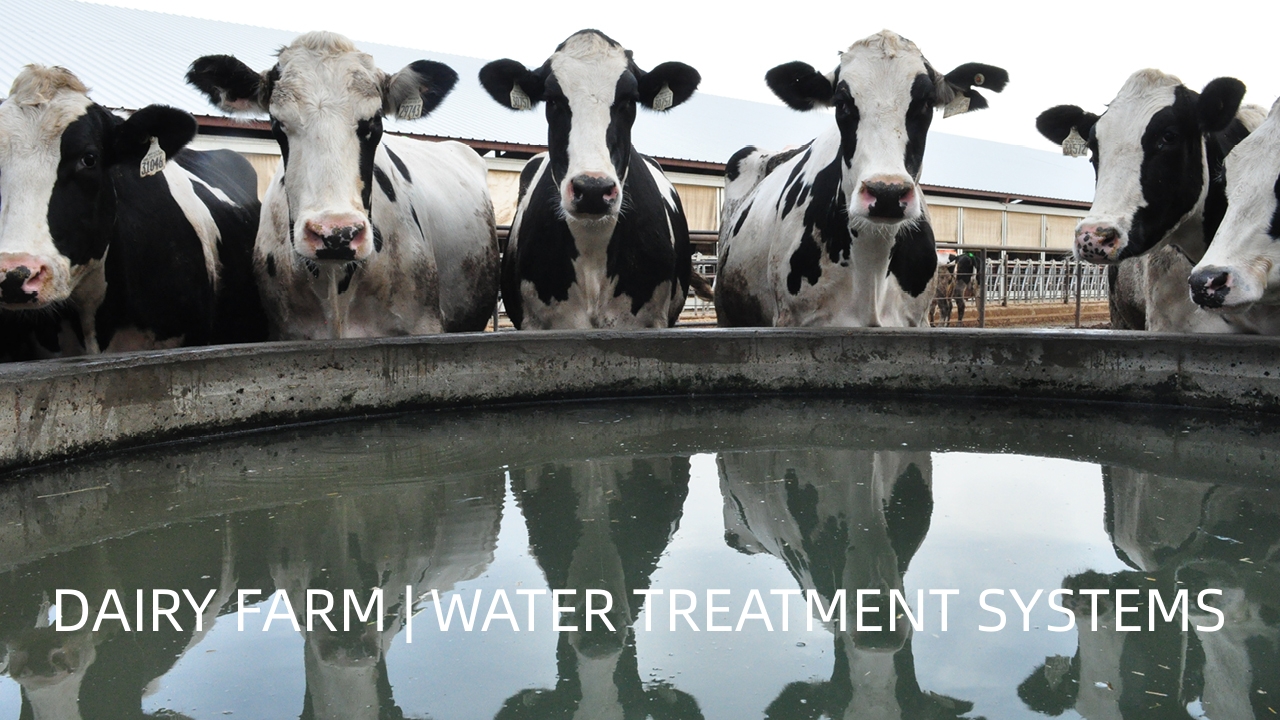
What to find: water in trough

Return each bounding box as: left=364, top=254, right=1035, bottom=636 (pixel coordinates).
left=0, top=397, right=1276, bottom=719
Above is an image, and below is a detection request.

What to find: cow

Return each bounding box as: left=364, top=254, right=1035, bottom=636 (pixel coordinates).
left=1018, top=467, right=1280, bottom=718
left=1035, top=69, right=1269, bottom=332
left=498, top=455, right=699, bottom=718
left=715, top=30, right=1007, bottom=327
left=930, top=259, right=956, bottom=326
left=1187, top=98, right=1280, bottom=334
left=0, top=65, right=265, bottom=355
left=267, top=466, right=503, bottom=720
left=187, top=32, right=498, bottom=339
left=478, top=30, right=700, bottom=329
left=720, top=448, right=975, bottom=718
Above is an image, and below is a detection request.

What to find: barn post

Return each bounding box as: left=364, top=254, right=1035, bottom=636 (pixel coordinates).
left=978, top=248, right=987, bottom=328
left=1074, top=259, right=1084, bottom=328
left=1001, top=251, right=1009, bottom=307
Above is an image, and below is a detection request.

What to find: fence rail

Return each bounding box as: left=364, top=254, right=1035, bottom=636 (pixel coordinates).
left=983, top=257, right=1108, bottom=304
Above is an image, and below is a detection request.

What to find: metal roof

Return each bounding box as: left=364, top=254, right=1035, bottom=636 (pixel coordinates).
left=0, top=0, right=1096, bottom=203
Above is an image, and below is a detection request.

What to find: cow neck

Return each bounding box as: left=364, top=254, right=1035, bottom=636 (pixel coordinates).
left=845, top=220, right=898, bottom=327
left=1161, top=211, right=1209, bottom=264
left=69, top=253, right=109, bottom=353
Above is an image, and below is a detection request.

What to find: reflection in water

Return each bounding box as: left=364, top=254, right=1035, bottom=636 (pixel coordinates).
left=0, top=422, right=505, bottom=719
left=0, top=398, right=1278, bottom=718
left=269, top=478, right=503, bottom=720
left=1020, top=468, right=1280, bottom=719
left=498, top=456, right=703, bottom=719
left=720, top=450, right=972, bottom=720
left=0, top=520, right=231, bottom=719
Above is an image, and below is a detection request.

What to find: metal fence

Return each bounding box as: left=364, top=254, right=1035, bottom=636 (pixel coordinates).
left=936, top=243, right=1102, bottom=328
left=982, top=256, right=1108, bottom=304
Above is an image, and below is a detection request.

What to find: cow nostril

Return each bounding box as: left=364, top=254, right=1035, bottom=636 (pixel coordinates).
left=1190, top=268, right=1232, bottom=308
left=569, top=176, right=619, bottom=214
left=863, top=181, right=913, bottom=219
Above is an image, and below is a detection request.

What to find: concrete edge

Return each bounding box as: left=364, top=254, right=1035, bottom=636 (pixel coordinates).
left=3, top=327, right=1279, bottom=473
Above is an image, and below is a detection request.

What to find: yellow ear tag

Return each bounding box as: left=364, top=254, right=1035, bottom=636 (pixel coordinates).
left=1062, top=127, right=1089, bottom=157
left=140, top=137, right=166, bottom=177
left=398, top=96, right=423, bottom=120
left=652, top=83, right=674, bottom=111
left=942, top=94, right=970, bottom=118
left=510, top=84, right=532, bottom=111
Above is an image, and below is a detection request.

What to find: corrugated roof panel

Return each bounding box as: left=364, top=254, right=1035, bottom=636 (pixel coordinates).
left=0, top=0, right=1095, bottom=203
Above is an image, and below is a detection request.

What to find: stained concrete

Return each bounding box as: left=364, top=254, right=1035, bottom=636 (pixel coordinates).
left=1, top=328, right=1278, bottom=473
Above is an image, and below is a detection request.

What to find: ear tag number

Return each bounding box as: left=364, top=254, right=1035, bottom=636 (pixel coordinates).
left=510, top=84, right=532, bottom=111
left=140, top=137, right=166, bottom=177
left=398, top=96, right=424, bottom=120
left=943, top=94, right=970, bottom=118
left=1062, top=127, right=1089, bottom=157
left=652, top=83, right=674, bottom=111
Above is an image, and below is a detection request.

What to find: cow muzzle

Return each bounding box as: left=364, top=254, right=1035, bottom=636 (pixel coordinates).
left=0, top=254, right=52, bottom=305
left=1188, top=265, right=1261, bottom=309
left=566, top=174, right=620, bottom=218
left=298, top=214, right=372, bottom=263
left=1075, top=223, right=1124, bottom=264
left=856, top=176, right=917, bottom=222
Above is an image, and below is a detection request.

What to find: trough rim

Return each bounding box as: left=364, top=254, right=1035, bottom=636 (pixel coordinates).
left=2, top=327, right=1279, bottom=475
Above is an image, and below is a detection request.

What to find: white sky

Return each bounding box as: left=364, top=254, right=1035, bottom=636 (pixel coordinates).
left=95, top=0, right=1280, bottom=150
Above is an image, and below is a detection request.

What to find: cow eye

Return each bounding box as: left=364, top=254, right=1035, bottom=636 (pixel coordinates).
left=79, top=152, right=97, bottom=169
left=1159, top=128, right=1180, bottom=148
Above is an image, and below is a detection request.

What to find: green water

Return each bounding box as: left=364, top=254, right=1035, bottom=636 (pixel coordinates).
left=0, top=398, right=1276, bottom=719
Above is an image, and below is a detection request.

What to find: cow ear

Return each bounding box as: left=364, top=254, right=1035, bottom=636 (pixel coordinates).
left=638, top=62, right=700, bottom=111
left=111, top=105, right=197, bottom=171
left=1036, top=105, right=1099, bottom=145
left=942, top=62, right=1008, bottom=115
left=1198, top=77, right=1246, bottom=133
left=186, top=55, right=269, bottom=113
left=384, top=60, right=458, bottom=120
left=765, top=62, right=835, bottom=110
left=937, top=62, right=1008, bottom=116
left=479, top=59, right=544, bottom=111
left=888, top=221, right=937, bottom=298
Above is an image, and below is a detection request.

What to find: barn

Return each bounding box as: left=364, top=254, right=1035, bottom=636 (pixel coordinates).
left=0, top=0, right=1095, bottom=260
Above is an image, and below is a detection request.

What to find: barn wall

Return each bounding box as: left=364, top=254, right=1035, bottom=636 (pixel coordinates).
left=928, top=205, right=959, bottom=244
left=244, top=153, right=280, bottom=199
left=1006, top=211, right=1044, bottom=248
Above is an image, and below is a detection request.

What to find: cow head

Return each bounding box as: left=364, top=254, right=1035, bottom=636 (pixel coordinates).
left=1190, top=98, right=1280, bottom=309
left=0, top=65, right=196, bottom=308
left=479, top=30, right=700, bottom=222
left=1036, top=70, right=1247, bottom=264
left=766, top=31, right=1006, bottom=227
left=187, top=32, right=458, bottom=263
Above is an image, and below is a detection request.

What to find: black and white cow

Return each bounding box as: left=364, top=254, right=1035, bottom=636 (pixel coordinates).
left=1036, top=69, right=1268, bottom=332
left=1019, top=467, right=1280, bottom=718
left=0, top=65, right=265, bottom=355
left=500, top=454, right=698, bottom=717
left=721, top=449, right=975, bottom=718
left=478, top=30, right=700, bottom=329
left=1187, top=99, right=1280, bottom=333
left=716, top=31, right=1007, bottom=327
left=188, top=32, right=498, bottom=339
